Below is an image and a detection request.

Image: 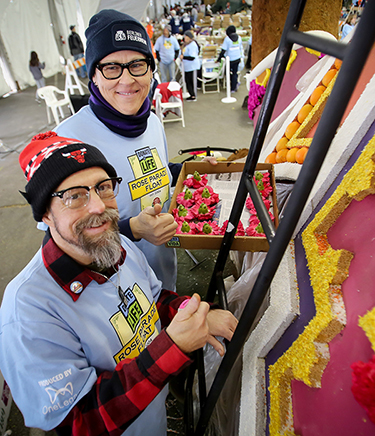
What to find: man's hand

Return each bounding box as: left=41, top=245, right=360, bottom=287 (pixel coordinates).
left=201, top=156, right=217, bottom=165
left=166, top=294, right=210, bottom=354
left=206, top=309, right=238, bottom=356
left=129, top=203, right=177, bottom=245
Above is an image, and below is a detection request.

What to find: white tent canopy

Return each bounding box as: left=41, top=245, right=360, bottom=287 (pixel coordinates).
left=0, top=0, right=161, bottom=97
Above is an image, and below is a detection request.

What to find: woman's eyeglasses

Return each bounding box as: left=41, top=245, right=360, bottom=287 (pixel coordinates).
left=51, top=177, right=123, bottom=209
left=96, top=59, right=151, bottom=80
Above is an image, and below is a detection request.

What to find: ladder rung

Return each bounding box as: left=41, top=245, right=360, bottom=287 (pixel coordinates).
left=245, top=176, right=276, bottom=243
left=287, top=29, right=348, bottom=59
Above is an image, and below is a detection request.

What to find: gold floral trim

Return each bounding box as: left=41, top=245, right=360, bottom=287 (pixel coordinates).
left=359, top=308, right=375, bottom=352
left=256, top=68, right=271, bottom=87
left=287, top=138, right=313, bottom=149
left=287, top=50, right=297, bottom=71
left=305, top=47, right=321, bottom=58
left=268, top=133, right=375, bottom=435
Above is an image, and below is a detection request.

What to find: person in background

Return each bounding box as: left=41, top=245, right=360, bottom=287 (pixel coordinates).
left=56, top=10, right=181, bottom=292
left=29, top=51, right=45, bottom=103
left=181, top=11, right=195, bottom=33
left=0, top=131, right=238, bottom=435
left=341, top=13, right=358, bottom=40
left=217, top=25, right=243, bottom=93
left=245, top=35, right=252, bottom=70
left=154, top=25, right=180, bottom=83
left=224, top=2, right=231, bottom=14
left=68, top=25, right=87, bottom=78
left=181, top=30, right=200, bottom=101
left=191, top=3, right=199, bottom=22
left=168, top=9, right=181, bottom=35
left=146, top=19, right=157, bottom=60
left=169, top=10, right=181, bottom=35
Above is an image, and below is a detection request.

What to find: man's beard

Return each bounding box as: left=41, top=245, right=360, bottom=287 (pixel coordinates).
left=54, top=208, right=122, bottom=270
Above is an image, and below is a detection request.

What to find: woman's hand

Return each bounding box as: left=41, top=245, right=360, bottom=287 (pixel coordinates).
left=130, top=203, right=177, bottom=245
left=201, top=156, right=217, bottom=165
left=206, top=309, right=238, bottom=356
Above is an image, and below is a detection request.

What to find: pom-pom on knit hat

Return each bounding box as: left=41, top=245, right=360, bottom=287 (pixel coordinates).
left=19, top=131, right=117, bottom=222
left=85, top=9, right=155, bottom=80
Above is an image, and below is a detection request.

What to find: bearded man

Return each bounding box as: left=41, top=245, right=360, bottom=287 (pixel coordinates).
left=0, top=131, right=237, bottom=435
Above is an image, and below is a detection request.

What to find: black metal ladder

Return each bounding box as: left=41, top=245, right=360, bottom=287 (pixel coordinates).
left=184, top=0, right=375, bottom=434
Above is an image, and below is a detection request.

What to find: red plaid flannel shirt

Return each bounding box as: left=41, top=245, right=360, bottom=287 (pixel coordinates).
left=41, top=231, right=192, bottom=435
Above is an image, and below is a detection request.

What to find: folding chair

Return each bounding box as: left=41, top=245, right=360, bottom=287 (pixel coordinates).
left=199, top=60, right=223, bottom=93
left=154, top=82, right=185, bottom=128
left=37, top=86, right=75, bottom=125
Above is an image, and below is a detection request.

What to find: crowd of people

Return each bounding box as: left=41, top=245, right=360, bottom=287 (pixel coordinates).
left=29, top=1, right=250, bottom=106
left=148, top=2, right=249, bottom=100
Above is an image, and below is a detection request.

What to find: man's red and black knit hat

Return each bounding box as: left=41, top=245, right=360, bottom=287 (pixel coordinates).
left=19, top=131, right=117, bottom=222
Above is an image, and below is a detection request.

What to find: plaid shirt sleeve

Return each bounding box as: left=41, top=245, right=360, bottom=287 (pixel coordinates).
left=56, top=330, right=191, bottom=436
left=156, top=289, right=190, bottom=329
left=156, top=290, right=220, bottom=329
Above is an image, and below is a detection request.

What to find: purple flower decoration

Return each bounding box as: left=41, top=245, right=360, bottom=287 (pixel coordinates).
left=248, top=80, right=266, bottom=120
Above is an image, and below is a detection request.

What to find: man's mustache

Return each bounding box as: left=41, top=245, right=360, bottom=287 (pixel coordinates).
left=75, top=208, right=120, bottom=234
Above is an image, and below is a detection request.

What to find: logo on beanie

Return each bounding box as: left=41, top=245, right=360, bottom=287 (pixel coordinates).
left=62, top=148, right=87, bottom=163
left=25, top=141, right=77, bottom=181
left=115, top=30, right=126, bottom=42
left=112, top=24, right=147, bottom=47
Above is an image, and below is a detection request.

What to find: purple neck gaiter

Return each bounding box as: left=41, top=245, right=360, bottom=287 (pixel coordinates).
left=88, top=81, right=151, bottom=138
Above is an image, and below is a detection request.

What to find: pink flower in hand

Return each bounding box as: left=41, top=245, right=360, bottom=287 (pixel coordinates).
left=193, top=186, right=219, bottom=206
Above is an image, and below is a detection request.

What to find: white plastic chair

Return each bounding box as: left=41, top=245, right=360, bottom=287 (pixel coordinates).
left=155, top=83, right=185, bottom=128
left=199, top=60, right=223, bottom=94
left=37, top=86, right=75, bottom=125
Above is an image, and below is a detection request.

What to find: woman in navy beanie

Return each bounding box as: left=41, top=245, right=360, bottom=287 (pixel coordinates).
left=55, top=9, right=180, bottom=295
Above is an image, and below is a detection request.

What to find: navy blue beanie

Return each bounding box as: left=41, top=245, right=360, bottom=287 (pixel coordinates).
left=226, top=25, right=236, bottom=36
left=85, top=9, right=155, bottom=80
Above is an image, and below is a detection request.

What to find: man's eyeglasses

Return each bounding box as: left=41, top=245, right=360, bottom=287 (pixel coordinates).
left=51, top=177, right=123, bottom=209
left=96, top=58, right=151, bottom=80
